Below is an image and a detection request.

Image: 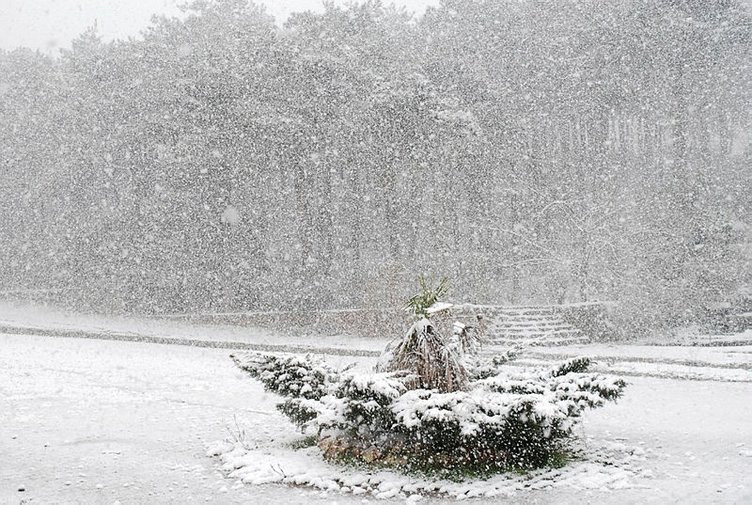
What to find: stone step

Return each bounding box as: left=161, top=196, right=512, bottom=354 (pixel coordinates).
left=475, top=306, right=588, bottom=347
left=485, top=335, right=589, bottom=348
left=489, top=318, right=566, bottom=326
left=489, top=317, right=567, bottom=323
left=488, top=322, right=573, bottom=330
left=493, top=307, right=557, bottom=314
left=488, top=325, right=577, bottom=334
left=487, top=327, right=585, bottom=341
left=489, top=332, right=582, bottom=342
left=488, top=312, right=561, bottom=319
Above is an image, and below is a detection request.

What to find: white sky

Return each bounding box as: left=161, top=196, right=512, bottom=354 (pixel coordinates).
left=0, top=0, right=439, bottom=55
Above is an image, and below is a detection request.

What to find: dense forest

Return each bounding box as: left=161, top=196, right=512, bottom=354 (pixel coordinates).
left=1, top=0, right=750, bottom=331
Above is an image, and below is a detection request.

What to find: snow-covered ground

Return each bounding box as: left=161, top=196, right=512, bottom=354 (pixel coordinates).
left=0, top=333, right=360, bottom=504
left=2, top=329, right=751, bottom=503
left=2, top=301, right=752, bottom=383
left=0, top=301, right=386, bottom=354
left=209, top=431, right=651, bottom=500
left=531, top=343, right=752, bottom=366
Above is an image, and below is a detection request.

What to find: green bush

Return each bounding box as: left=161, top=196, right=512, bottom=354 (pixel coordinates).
left=233, top=352, right=625, bottom=472
left=232, top=281, right=626, bottom=475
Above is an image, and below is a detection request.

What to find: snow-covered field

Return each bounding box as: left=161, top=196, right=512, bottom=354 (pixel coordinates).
left=0, top=333, right=359, bottom=504
left=0, top=301, right=386, bottom=354
left=2, top=327, right=752, bottom=504
left=2, top=301, right=752, bottom=382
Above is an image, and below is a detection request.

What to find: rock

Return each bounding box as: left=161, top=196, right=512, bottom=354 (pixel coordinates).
left=317, top=436, right=334, bottom=452
left=362, top=446, right=382, bottom=463
left=318, top=436, right=351, bottom=459
left=382, top=452, right=408, bottom=467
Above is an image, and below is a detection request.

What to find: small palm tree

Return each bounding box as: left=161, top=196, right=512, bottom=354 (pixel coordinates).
left=404, top=276, right=449, bottom=318
left=382, top=277, right=469, bottom=392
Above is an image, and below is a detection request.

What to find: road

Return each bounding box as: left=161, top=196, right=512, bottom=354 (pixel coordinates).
left=1, top=333, right=751, bottom=504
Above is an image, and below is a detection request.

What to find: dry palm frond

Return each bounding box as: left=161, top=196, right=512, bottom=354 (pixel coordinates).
left=451, top=313, right=488, bottom=356
left=384, top=317, right=468, bottom=392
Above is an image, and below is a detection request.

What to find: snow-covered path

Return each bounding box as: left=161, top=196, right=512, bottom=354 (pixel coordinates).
left=2, top=333, right=751, bottom=504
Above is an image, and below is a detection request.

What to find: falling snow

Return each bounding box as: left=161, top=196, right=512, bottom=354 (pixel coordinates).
left=1, top=0, right=751, bottom=503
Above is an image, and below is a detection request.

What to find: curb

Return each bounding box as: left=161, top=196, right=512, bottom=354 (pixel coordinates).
left=0, top=324, right=380, bottom=358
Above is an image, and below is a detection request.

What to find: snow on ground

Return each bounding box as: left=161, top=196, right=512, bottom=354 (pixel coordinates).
left=2, top=331, right=752, bottom=503
left=0, top=300, right=387, bottom=354
left=5, top=300, right=751, bottom=385
left=641, top=329, right=752, bottom=347
left=209, top=438, right=649, bottom=500
left=583, top=359, right=752, bottom=382
left=0, top=333, right=369, bottom=504
left=509, top=357, right=752, bottom=383
left=4, top=301, right=752, bottom=378
left=531, top=343, right=752, bottom=367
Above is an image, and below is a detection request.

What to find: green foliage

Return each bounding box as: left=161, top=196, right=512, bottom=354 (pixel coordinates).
left=550, top=357, right=592, bottom=377
left=289, top=435, right=318, bottom=450
left=277, top=398, right=322, bottom=427
left=231, top=352, right=335, bottom=400
left=404, top=276, right=449, bottom=318
left=233, top=350, right=627, bottom=473
left=231, top=280, right=627, bottom=475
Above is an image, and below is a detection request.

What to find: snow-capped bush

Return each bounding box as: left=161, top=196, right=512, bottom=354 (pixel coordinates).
left=380, top=317, right=469, bottom=392
left=231, top=352, right=336, bottom=400
left=232, top=281, right=626, bottom=474
left=231, top=352, right=342, bottom=426
left=234, top=350, right=625, bottom=472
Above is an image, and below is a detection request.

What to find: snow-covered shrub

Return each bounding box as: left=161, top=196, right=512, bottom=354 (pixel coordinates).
left=380, top=317, right=468, bottom=392
left=234, top=351, right=625, bottom=472
left=231, top=281, right=626, bottom=475
left=231, top=352, right=336, bottom=399
left=468, top=349, right=519, bottom=380
left=231, top=352, right=342, bottom=426
left=375, top=277, right=485, bottom=393
left=319, top=357, right=623, bottom=470
left=550, top=356, right=592, bottom=377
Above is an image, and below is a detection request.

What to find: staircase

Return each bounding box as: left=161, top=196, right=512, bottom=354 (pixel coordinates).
left=483, top=306, right=589, bottom=347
